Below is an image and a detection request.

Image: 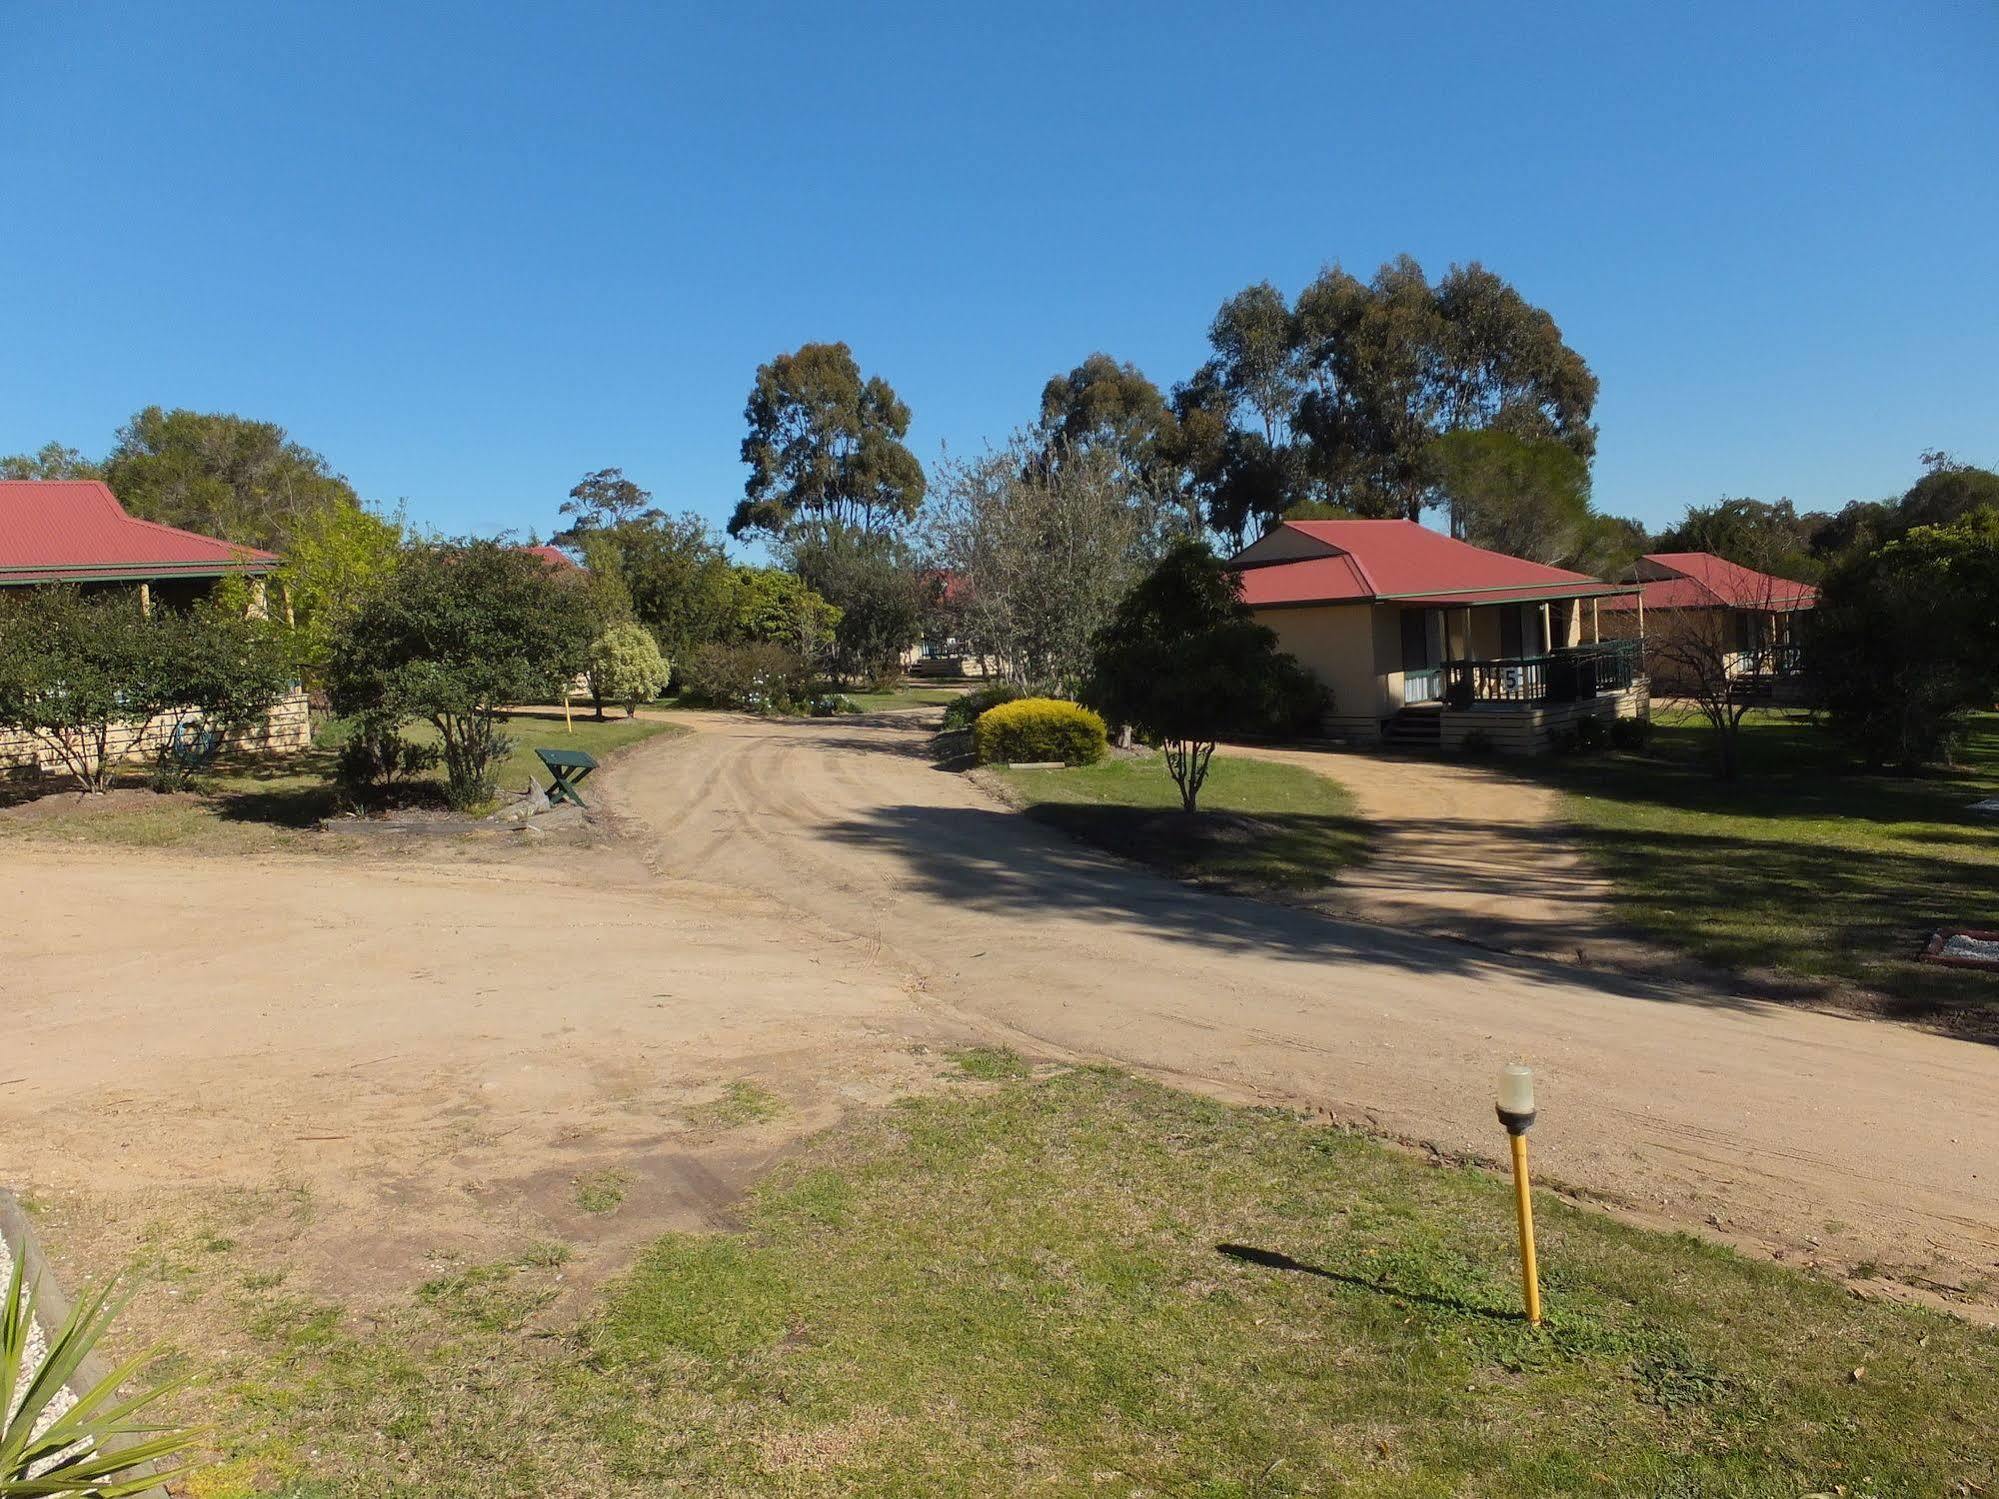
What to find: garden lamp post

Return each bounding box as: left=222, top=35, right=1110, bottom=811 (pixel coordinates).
left=1496, top=1063, right=1542, bottom=1326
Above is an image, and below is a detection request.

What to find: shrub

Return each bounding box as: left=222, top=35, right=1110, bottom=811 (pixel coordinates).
left=1609, top=715, right=1653, bottom=751
left=808, top=693, right=860, bottom=717
left=586, top=622, right=670, bottom=718
left=942, top=681, right=1024, bottom=734
left=0, top=586, right=294, bottom=791
left=335, top=714, right=442, bottom=800
left=680, top=641, right=812, bottom=713
left=1083, top=540, right=1323, bottom=811
left=1571, top=711, right=1608, bottom=752
left=328, top=540, right=595, bottom=809
left=973, top=698, right=1108, bottom=766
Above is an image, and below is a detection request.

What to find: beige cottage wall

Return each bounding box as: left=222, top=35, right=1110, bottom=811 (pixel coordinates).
left=0, top=687, right=312, bottom=778
left=1253, top=602, right=1387, bottom=742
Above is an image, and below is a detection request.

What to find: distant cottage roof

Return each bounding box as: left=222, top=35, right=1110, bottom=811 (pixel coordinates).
left=518, top=543, right=582, bottom=572
left=0, top=480, right=278, bottom=585
left=1231, top=519, right=1631, bottom=608
left=1598, top=552, right=1817, bottom=613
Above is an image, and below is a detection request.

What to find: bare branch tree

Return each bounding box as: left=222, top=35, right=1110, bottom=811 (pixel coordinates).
left=1639, top=551, right=1804, bottom=780
left=924, top=435, right=1176, bottom=694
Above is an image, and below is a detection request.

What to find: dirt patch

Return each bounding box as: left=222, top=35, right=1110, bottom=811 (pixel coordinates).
left=8, top=713, right=1999, bottom=1338
left=0, top=785, right=201, bottom=823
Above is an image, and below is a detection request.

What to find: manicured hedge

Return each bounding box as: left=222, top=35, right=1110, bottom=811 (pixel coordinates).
left=972, top=697, right=1108, bottom=767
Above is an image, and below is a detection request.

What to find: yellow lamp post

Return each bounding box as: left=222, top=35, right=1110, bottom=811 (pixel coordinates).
left=1496, top=1063, right=1542, bottom=1326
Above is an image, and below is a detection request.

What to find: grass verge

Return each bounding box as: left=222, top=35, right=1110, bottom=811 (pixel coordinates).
left=1538, top=708, right=1999, bottom=1032
left=162, top=1070, right=1995, bottom=1495
left=838, top=686, right=966, bottom=712
left=0, top=710, right=683, bottom=853
left=989, top=752, right=1366, bottom=891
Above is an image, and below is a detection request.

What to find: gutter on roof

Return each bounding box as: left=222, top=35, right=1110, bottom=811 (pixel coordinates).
left=1373, top=581, right=1638, bottom=601
left=0, top=559, right=277, bottom=585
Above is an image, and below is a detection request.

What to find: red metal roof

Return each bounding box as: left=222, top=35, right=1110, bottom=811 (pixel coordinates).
left=1234, top=519, right=1626, bottom=608
left=519, top=543, right=582, bottom=571
left=1598, top=552, right=1817, bottom=612
left=0, top=480, right=278, bottom=584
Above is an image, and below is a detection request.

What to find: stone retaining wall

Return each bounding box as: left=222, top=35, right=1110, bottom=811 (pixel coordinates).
left=0, top=686, right=312, bottom=777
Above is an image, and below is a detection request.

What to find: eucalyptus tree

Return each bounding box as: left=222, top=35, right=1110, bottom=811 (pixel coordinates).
left=731, top=341, right=925, bottom=541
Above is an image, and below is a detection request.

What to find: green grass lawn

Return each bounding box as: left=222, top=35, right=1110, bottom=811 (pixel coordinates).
left=0, top=710, right=682, bottom=853
left=1542, top=708, right=1999, bottom=1031
left=165, top=1069, right=1998, bottom=1496
left=990, top=752, right=1366, bottom=891
left=838, top=685, right=967, bottom=711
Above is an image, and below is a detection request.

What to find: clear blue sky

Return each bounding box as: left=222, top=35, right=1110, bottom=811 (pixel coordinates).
left=4, top=1, right=1994, bottom=548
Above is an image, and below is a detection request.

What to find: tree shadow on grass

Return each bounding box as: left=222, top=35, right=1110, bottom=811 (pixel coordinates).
left=1216, top=1243, right=1522, bottom=1323
left=1017, top=801, right=1369, bottom=894
left=817, top=799, right=1778, bottom=1020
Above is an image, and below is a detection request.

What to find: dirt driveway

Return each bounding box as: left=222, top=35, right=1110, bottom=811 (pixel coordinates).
left=7, top=709, right=1999, bottom=1317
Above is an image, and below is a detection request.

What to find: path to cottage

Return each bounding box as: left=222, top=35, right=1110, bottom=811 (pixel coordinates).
left=6, top=708, right=1998, bottom=1324
left=1219, top=743, right=1660, bottom=971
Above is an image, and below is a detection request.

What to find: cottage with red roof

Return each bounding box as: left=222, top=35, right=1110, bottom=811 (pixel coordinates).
left=1599, top=551, right=1815, bottom=697
left=0, top=479, right=281, bottom=605
left=0, top=480, right=309, bottom=770
left=1231, top=519, right=1648, bottom=753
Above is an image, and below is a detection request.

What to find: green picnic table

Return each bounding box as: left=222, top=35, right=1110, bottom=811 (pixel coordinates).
left=535, top=746, right=599, bottom=807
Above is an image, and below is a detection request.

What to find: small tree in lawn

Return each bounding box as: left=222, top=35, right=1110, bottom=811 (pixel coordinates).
left=329, top=540, right=595, bottom=808
left=586, top=621, right=670, bottom=718
left=1085, top=540, right=1324, bottom=812
left=1644, top=548, right=1807, bottom=780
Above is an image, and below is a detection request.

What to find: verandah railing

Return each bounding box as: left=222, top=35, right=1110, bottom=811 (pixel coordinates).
left=1440, top=639, right=1642, bottom=707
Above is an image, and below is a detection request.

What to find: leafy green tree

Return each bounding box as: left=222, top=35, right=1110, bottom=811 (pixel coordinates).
left=733, top=342, right=925, bottom=540
left=274, top=496, right=404, bottom=680
left=102, top=406, right=362, bottom=551
left=556, top=467, right=663, bottom=538
left=0, top=588, right=293, bottom=790
left=1429, top=429, right=1592, bottom=563
left=1288, top=257, right=1597, bottom=521
left=1653, top=497, right=1826, bottom=581
left=0, top=441, right=101, bottom=479
left=145, top=602, right=300, bottom=785
left=1809, top=511, right=1999, bottom=770
left=1567, top=511, right=1650, bottom=580
left=781, top=526, right=927, bottom=686
left=585, top=621, right=671, bottom=718
left=725, top=566, right=841, bottom=655
left=1037, top=354, right=1183, bottom=498
left=1204, top=282, right=1302, bottom=447
left=574, top=512, right=736, bottom=660
left=1085, top=540, right=1324, bottom=812
left=0, top=589, right=159, bottom=790
left=1812, top=455, right=1999, bottom=560
left=328, top=541, right=595, bottom=807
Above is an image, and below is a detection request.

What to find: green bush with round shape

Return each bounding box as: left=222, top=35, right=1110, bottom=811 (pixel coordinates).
left=973, top=698, right=1108, bottom=767
left=941, top=681, right=1024, bottom=733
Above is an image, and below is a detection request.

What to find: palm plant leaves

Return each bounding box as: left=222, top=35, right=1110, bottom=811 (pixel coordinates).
left=1, top=1253, right=202, bottom=1496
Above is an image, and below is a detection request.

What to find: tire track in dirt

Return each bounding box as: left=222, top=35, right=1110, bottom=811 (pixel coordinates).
left=603, top=712, right=1999, bottom=1312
